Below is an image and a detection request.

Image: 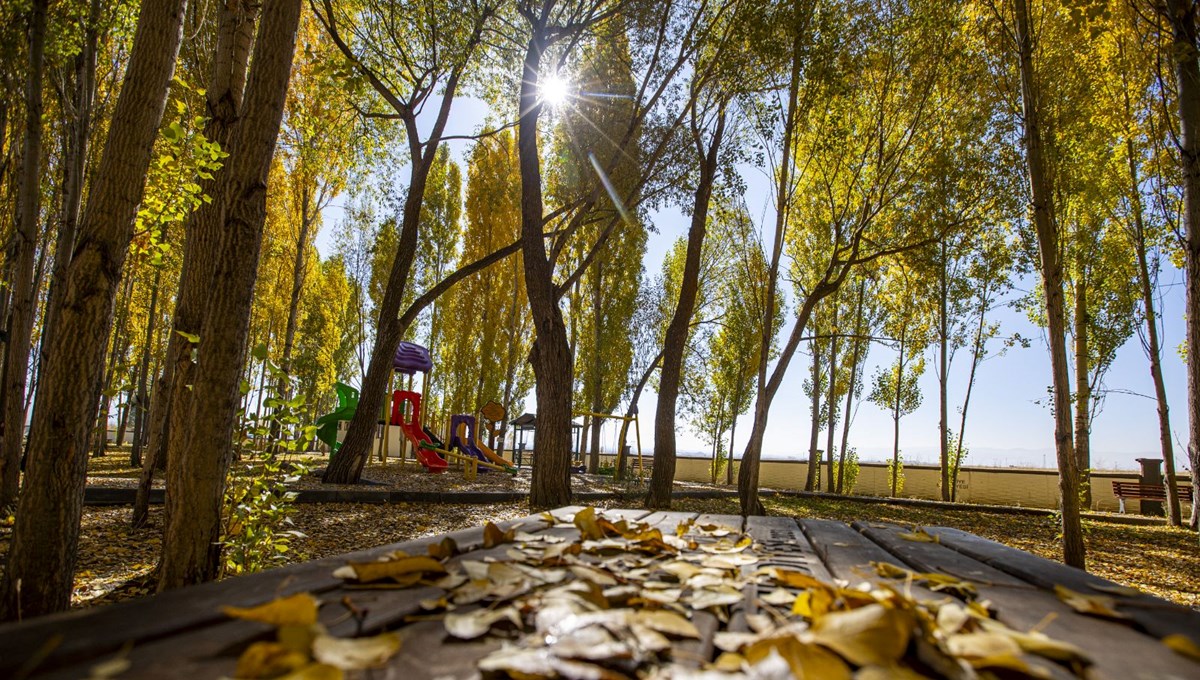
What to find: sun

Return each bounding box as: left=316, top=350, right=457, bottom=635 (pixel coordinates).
left=541, top=74, right=570, bottom=107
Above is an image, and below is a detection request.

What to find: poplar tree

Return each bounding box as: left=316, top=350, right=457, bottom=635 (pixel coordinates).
left=1, top=0, right=188, bottom=619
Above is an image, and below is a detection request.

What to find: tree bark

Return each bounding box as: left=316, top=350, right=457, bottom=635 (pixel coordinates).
left=159, top=0, right=301, bottom=590
left=739, top=12, right=806, bottom=516
left=648, top=105, right=726, bottom=509
left=824, top=313, right=838, bottom=493
left=146, top=0, right=258, bottom=497
left=952, top=278, right=992, bottom=502
left=891, top=330, right=906, bottom=498
left=1163, top=0, right=1200, bottom=532
left=1127, top=137, right=1181, bottom=524
left=938, top=241, right=951, bottom=500
left=0, top=0, right=187, bottom=620
left=518, top=29, right=574, bottom=509
left=615, top=349, right=662, bottom=482
left=1013, top=0, right=1085, bottom=567
left=0, top=0, right=49, bottom=512
left=1073, top=275, right=1092, bottom=508
left=805, top=340, right=822, bottom=491
left=588, top=257, right=603, bottom=473
left=837, top=280, right=865, bottom=494
left=131, top=267, right=162, bottom=468
left=319, top=6, right=485, bottom=485
left=94, top=274, right=136, bottom=457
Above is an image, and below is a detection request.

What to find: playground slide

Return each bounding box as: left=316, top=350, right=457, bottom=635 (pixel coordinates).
left=475, top=438, right=515, bottom=471
left=400, top=420, right=448, bottom=473
left=451, top=422, right=491, bottom=470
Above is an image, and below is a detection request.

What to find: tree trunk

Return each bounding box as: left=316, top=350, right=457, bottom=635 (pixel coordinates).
left=0, top=0, right=187, bottom=620
left=37, top=0, right=101, bottom=436
left=133, top=370, right=167, bottom=528
left=518, top=33, right=573, bottom=509
left=725, top=391, right=739, bottom=486
left=837, top=280, right=865, bottom=494
left=1014, top=0, right=1085, bottom=567
left=131, top=267, right=162, bottom=468
left=147, top=0, right=258, bottom=493
left=95, top=274, right=136, bottom=457
left=280, top=185, right=312, bottom=376
left=648, top=106, right=726, bottom=509
left=739, top=13, right=807, bottom=516
left=805, top=340, right=821, bottom=491
left=1127, top=141, right=1181, bottom=525
left=938, top=241, right=951, bottom=500
left=1073, top=275, right=1092, bottom=508
left=615, top=349, right=662, bottom=482
left=159, top=0, right=301, bottom=590
left=952, top=278, right=992, bottom=502
left=0, top=0, right=49, bottom=512
left=588, top=257, right=603, bottom=473
left=891, top=331, right=905, bottom=498
left=322, top=102, right=465, bottom=486
left=824, top=316, right=838, bottom=493
left=1163, top=0, right=1200, bottom=532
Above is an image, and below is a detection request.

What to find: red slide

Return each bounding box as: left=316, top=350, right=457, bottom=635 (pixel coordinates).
left=391, top=390, right=448, bottom=473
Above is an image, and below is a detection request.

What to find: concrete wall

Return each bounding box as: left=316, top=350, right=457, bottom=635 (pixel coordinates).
left=641, top=455, right=1192, bottom=514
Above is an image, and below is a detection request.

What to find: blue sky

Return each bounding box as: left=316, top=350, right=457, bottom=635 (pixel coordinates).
left=317, top=95, right=1192, bottom=473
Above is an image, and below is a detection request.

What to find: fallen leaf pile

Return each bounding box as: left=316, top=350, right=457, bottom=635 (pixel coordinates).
left=222, top=592, right=401, bottom=679
left=324, top=508, right=1113, bottom=678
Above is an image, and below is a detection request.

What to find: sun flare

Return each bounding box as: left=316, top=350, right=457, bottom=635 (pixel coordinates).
left=540, top=74, right=570, bottom=107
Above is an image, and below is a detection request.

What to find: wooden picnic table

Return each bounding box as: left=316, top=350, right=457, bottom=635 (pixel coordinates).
left=1, top=507, right=1197, bottom=679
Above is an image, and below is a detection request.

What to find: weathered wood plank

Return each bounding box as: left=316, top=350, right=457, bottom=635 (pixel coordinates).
left=798, top=519, right=944, bottom=601
left=746, top=515, right=835, bottom=582
left=860, top=522, right=1200, bottom=680
left=931, top=526, right=1200, bottom=649
left=7, top=514, right=546, bottom=679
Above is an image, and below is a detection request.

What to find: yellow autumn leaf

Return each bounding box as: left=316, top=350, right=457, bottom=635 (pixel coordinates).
left=1163, top=634, right=1200, bottom=662
left=771, top=568, right=827, bottom=591
left=744, top=635, right=852, bottom=680
left=427, top=536, right=459, bottom=560
left=483, top=521, right=515, bottom=548
left=574, top=507, right=605, bottom=541
left=812, top=603, right=912, bottom=667
left=276, top=664, right=343, bottom=680
left=1054, top=585, right=1128, bottom=621
left=235, top=641, right=310, bottom=679
left=791, top=587, right=833, bottom=619
left=897, top=527, right=939, bottom=543
left=222, top=593, right=319, bottom=627
left=345, top=556, right=446, bottom=584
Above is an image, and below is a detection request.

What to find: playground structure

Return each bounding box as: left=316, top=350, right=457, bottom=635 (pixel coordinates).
left=314, top=340, right=531, bottom=478
left=449, top=414, right=517, bottom=473
left=314, top=382, right=359, bottom=454
left=386, top=341, right=514, bottom=478
left=503, top=409, right=643, bottom=478
left=575, top=409, right=644, bottom=479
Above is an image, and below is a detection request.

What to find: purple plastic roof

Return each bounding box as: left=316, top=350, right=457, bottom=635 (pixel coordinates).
left=393, top=341, right=433, bottom=374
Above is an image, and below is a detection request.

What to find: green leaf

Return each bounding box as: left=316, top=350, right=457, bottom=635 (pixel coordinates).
left=251, top=343, right=270, bottom=361
left=176, top=330, right=200, bottom=344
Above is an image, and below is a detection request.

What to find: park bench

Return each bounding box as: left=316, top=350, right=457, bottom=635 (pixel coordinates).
left=2, top=507, right=1198, bottom=678
left=1111, top=480, right=1195, bottom=513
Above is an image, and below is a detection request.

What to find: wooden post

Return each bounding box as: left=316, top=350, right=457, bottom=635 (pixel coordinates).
left=634, top=412, right=644, bottom=480
left=381, top=371, right=394, bottom=465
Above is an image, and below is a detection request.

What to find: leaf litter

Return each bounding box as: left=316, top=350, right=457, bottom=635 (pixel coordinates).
left=313, top=507, right=1117, bottom=678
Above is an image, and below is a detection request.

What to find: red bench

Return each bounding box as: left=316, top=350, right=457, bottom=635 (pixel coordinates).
left=1111, top=481, right=1194, bottom=513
